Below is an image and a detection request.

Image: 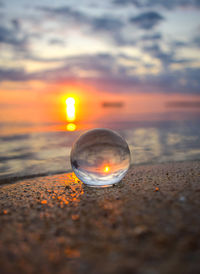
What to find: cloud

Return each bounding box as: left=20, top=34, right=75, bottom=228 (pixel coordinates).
left=0, top=21, right=27, bottom=49
left=143, top=43, right=193, bottom=68
left=0, top=25, right=25, bottom=47
left=193, top=35, right=200, bottom=47
left=144, top=44, right=172, bottom=63
left=38, top=6, right=88, bottom=24
left=152, top=67, right=200, bottom=93
left=184, top=67, right=200, bottom=88
left=1, top=52, right=199, bottom=94
left=141, top=33, right=162, bottom=41
left=38, top=5, right=127, bottom=45
left=56, top=53, right=118, bottom=77
left=0, top=68, right=30, bottom=82
left=0, top=3, right=199, bottom=95
left=113, top=0, right=200, bottom=10
left=92, top=17, right=124, bottom=32
left=11, top=19, right=21, bottom=31
left=129, top=11, right=164, bottom=30
left=171, top=40, right=188, bottom=48
left=0, top=53, right=132, bottom=84
left=0, top=1, right=4, bottom=7
left=48, top=38, right=66, bottom=46
left=38, top=5, right=124, bottom=32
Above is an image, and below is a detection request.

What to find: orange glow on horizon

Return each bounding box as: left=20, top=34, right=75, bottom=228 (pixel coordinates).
left=104, top=166, right=110, bottom=173
left=1, top=81, right=200, bottom=136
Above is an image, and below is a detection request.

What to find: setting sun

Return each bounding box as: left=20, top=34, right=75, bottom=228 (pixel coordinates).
left=66, top=97, right=76, bottom=122
left=66, top=97, right=75, bottom=105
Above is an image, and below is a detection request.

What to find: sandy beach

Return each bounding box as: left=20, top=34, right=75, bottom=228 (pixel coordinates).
left=0, top=161, right=200, bottom=274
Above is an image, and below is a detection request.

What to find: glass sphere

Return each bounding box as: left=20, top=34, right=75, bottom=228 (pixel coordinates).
left=70, top=128, right=131, bottom=187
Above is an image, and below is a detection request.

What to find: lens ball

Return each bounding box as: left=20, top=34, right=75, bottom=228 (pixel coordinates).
left=70, top=128, right=131, bottom=187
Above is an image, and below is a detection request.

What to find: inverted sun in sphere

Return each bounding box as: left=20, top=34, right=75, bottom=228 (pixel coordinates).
left=104, top=166, right=110, bottom=173
left=70, top=128, right=131, bottom=187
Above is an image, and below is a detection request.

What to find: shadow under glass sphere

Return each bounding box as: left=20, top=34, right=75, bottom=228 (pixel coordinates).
left=70, top=128, right=131, bottom=187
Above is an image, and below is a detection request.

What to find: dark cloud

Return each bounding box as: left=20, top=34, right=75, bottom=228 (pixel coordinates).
left=0, top=68, right=29, bottom=82
left=39, top=6, right=124, bottom=32
left=143, top=63, right=155, bottom=68
left=152, top=67, right=200, bottom=93
left=0, top=25, right=26, bottom=47
left=38, top=6, right=88, bottom=23
left=11, top=19, right=21, bottom=31
left=48, top=38, right=66, bottom=46
left=193, top=35, right=200, bottom=46
left=129, top=12, right=164, bottom=30
left=114, top=0, right=140, bottom=7
left=184, top=67, right=200, bottom=88
left=92, top=17, right=123, bottom=32
left=144, top=44, right=173, bottom=66
left=143, top=43, right=193, bottom=68
left=171, top=40, right=188, bottom=48
left=113, top=0, right=200, bottom=10
left=111, top=33, right=135, bottom=46
left=118, top=53, right=140, bottom=61
left=90, top=17, right=133, bottom=46
left=141, top=33, right=162, bottom=41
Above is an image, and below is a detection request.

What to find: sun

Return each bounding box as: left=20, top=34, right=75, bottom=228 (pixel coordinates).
left=66, top=97, right=75, bottom=105
left=66, top=97, right=76, bottom=122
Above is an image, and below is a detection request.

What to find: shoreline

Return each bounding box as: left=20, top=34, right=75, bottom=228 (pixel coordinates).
left=1, top=159, right=199, bottom=186
left=0, top=169, right=69, bottom=186
left=0, top=161, right=200, bottom=274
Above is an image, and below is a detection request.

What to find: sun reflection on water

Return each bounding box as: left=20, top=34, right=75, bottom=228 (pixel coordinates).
left=66, top=123, right=76, bottom=131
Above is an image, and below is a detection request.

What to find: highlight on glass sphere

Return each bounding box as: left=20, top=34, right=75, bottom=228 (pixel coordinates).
left=70, top=128, right=131, bottom=187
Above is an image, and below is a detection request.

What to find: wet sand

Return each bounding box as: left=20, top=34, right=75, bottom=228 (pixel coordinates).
left=0, top=161, right=200, bottom=274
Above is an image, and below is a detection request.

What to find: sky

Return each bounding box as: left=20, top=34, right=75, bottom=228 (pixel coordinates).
left=0, top=0, right=200, bottom=128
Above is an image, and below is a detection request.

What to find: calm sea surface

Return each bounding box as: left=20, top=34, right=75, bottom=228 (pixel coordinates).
left=0, top=113, right=200, bottom=182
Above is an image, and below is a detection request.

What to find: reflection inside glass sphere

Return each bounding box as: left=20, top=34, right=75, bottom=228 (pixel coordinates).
left=70, top=128, right=131, bottom=187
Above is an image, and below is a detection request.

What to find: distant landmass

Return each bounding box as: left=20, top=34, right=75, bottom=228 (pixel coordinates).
left=166, top=101, right=200, bottom=108
left=102, top=101, right=124, bottom=108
